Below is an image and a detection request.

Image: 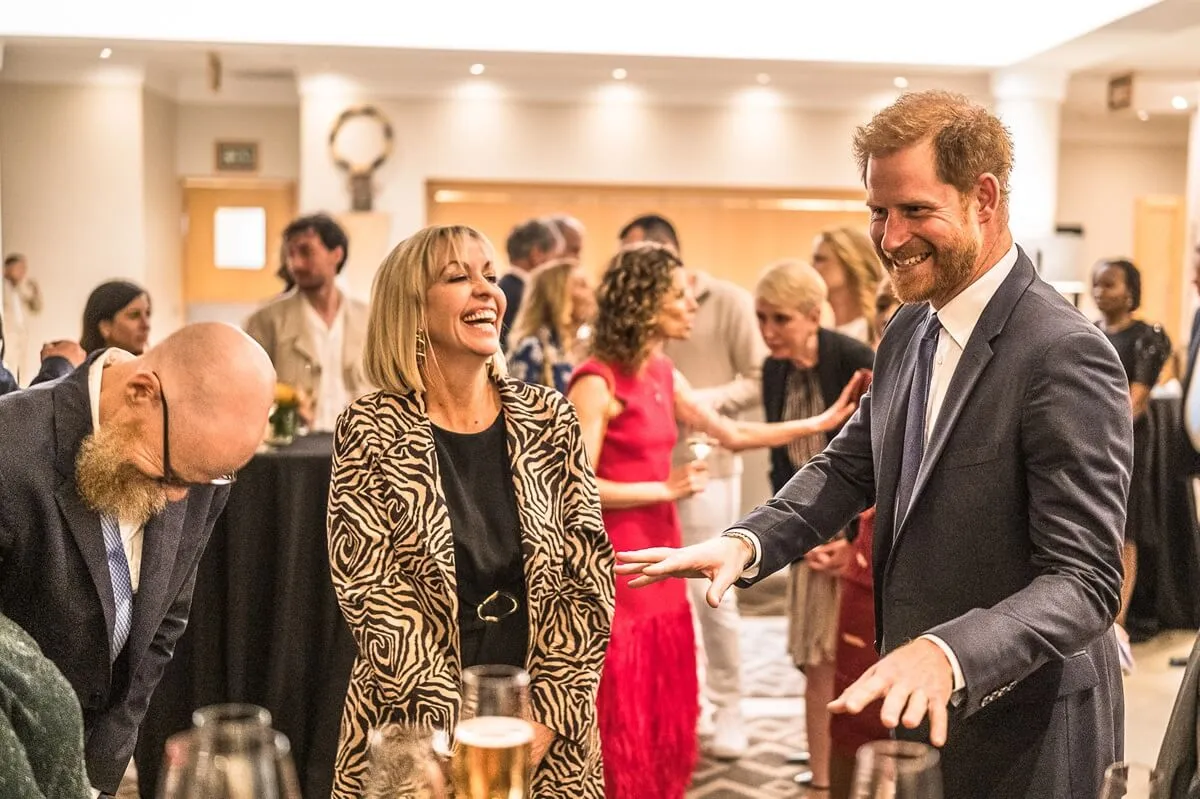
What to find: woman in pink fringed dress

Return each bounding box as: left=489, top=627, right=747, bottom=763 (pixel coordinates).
left=569, top=243, right=865, bottom=798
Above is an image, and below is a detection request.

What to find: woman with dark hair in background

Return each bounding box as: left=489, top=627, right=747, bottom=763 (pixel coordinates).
left=1093, top=257, right=1170, bottom=670
left=80, top=281, right=151, bottom=355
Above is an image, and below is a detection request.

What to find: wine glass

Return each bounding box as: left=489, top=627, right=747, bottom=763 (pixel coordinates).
left=452, top=665, right=535, bottom=799
left=365, top=723, right=450, bottom=799
left=1100, top=762, right=1160, bottom=799
left=685, top=431, right=714, bottom=462
left=850, top=740, right=943, bottom=799
left=173, top=703, right=299, bottom=799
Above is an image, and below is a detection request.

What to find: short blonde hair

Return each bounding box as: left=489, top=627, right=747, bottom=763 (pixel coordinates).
left=364, top=224, right=504, bottom=394
left=755, top=259, right=828, bottom=315
left=509, top=258, right=581, bottom=348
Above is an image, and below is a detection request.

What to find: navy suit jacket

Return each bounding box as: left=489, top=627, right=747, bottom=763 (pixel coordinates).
left=736, top=249, right=1131, bottom=798
left=0, top=359, right=228, bottom=792
left=498, top=271, right=526, bottom=354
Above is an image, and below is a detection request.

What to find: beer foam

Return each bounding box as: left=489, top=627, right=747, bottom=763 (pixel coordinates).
left=455, top=716, right=534, bottom=748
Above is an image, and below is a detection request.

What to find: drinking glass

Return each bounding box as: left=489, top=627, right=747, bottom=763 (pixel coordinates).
left=685, top=431, right=714, bottom=462
left=452, top=665, right=534, bottom=799
left=850, top=740, right=943, bottom=799
left=1100, top=762, right=1160, bottom=799
left=158, top=703, right=300, bottom=799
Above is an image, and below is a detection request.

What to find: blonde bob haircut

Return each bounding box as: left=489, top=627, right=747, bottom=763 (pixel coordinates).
left=755, top=259, right=828, bottom=317
left=364, top=224, right=506, bottom=394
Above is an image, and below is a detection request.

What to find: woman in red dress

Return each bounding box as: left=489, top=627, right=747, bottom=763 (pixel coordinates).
left=569, top=243, right=865, bottom=798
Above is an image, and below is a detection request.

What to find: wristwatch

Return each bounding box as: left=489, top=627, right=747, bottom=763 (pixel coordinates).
left=721, top=530, right=757, bottom=570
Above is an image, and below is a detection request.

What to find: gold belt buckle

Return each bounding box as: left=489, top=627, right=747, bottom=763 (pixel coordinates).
left=476, top=590, right=520, bottom=623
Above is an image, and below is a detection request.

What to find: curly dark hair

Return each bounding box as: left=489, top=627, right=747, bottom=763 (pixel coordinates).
left=1098, top=258, right=1142, bottom=312
left=592, top=242, right=683, bottom=369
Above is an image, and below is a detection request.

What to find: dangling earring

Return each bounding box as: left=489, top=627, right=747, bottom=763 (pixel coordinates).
left=415, top=328, right=427, bottom=361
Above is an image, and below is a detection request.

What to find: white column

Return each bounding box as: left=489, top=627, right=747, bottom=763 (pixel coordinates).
left=1180, top=101, right=1200, bottom=336
left=989, top=69, right=1068, bottom=250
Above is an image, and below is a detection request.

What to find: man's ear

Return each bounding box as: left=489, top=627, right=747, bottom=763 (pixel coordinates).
left=124, top=370, right=159, bottom=408
left=975, top=173, right=1001, bottom=224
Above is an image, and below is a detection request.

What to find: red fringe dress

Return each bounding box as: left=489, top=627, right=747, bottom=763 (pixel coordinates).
left=571, top=355, right=699, bottom=799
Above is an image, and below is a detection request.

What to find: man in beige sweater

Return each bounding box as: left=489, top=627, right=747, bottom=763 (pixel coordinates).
left=620, top=214, right=767, bottom=758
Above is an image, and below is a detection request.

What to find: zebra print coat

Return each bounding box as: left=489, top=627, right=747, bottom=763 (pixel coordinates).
left=327, top=377, right=614, bottom=798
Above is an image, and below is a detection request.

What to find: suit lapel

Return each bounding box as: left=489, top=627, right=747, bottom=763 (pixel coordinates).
left=893, top=251, right=1036, bottom=539
left=877, top=308, right=924, bottom=546
left=51, top=357, right=117, bottom=643
left=278, top=293, right=321, bottom=368
left=126, top=499, right=186, bottom=670
left=397, top=391, right=459, bottom=603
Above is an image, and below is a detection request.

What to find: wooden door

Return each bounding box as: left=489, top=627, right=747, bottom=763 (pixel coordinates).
left=1133, top=195, right=1186, bottom=360
left=182, top=179, right=296, bottom=320
left=426, top=181, right=870, bottom=292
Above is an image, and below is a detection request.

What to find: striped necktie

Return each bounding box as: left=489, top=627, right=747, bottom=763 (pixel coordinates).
left=101, top=514, right=133, bottom=661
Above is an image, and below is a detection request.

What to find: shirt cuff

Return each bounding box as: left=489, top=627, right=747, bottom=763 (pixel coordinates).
left=722, top=528, right=762, bottom=580
left=920, top=634, right=966, bottom=697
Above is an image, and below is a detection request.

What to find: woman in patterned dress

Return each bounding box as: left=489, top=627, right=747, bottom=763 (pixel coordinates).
left=568, top=242, right=866, bottom=798
left=326, top=224, right=614, bottom=799
left=507, top=258, right=596, bottom=394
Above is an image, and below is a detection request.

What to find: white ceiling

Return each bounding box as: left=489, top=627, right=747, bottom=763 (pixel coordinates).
left=0, top=0, right=1165, bottom=68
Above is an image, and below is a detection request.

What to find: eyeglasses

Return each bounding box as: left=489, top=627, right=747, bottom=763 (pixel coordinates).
left=153, top=372, right=236, bottom=488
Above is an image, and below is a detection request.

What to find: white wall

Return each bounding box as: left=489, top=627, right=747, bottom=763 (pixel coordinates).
left=0, top=81, right=147, bottom=380
left=1057, top=141, right=1187, bottom=276
left=143, top=89, right=183, bottom=337
left=176, top=104, right=299, bottom=179
left=299, top=91, right=873, bottom=249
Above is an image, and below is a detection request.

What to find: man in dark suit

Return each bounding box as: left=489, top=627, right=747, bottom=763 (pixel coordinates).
left=616, top=90, right=1131, bottom=798
left=0, top=322, right=275, bottom=797
left=498, top=218, right=563, bottom=352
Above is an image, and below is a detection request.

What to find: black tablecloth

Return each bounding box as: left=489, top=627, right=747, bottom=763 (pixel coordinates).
left=135, top=433, right=355, bottom=798
left=1128, top=396, right=1200, bottom=633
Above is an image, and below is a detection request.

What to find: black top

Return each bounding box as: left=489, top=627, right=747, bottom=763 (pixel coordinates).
left=431, top=413, right=529, bottom=669
left=1101, top=320, right=1170, bottom=388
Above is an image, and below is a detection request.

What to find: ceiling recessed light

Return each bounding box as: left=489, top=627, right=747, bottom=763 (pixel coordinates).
left=756, top=73, right=771, bottom=85
left=1172, top=95, right=1189, bottom=110
left=893, top=76, right=909, bottom=89
left=99, top=47, right=113, bottom=59
left=612, top=68, right=628, bottom=80
left=1137, top=109, right=1150, bottom=121
left=469, top=63, right=485, bottom=76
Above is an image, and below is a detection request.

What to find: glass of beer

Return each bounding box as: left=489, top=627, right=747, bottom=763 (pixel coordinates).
left=452, top=665, right=534, bottom=799
left=850, top=740, right=943, bottom=799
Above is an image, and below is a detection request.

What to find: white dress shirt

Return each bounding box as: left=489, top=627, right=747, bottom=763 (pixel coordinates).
left=732, top=244, right=1021, bottom=694
left=89, top=350, right=143, bottom=591
left=303, top=299, right=349, bottom=433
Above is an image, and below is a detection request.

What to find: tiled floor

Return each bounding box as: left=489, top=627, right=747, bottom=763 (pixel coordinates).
left=688, top=572, right=1198, bottom=797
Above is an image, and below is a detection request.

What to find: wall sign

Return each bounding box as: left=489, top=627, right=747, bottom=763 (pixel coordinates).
left=215, top=141, right=259, bottom=172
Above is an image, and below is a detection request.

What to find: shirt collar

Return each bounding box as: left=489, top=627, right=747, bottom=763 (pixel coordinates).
left=935, top=244, right=1019, bottom=350
left=88, top=347, right=136, bottom=433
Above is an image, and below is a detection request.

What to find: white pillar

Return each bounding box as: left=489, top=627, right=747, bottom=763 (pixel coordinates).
left=990, top=69, right=1068, bottom=249
left=1180, top=101, right=1200, bottom=336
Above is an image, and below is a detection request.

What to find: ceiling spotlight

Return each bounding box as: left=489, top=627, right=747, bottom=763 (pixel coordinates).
left=612, top=67, right=628, bottom=80
left=893, top=76, right=909, bottom=89
left=1137, top=109, right=1150, bottom=121
left=99, top=47, right=113, bottom=59
left=756, top=73, right=771, bottom=85
left=469, top=63, right=485, bottom=76
left=1172, top=95, right=1189, bottom=110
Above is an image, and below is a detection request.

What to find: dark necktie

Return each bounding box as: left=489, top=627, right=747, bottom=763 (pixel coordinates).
left=895, top=311, right=943, bottom=521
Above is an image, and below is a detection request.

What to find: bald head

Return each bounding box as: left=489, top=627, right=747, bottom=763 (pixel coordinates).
left=551, top=215, right=585, bottom=259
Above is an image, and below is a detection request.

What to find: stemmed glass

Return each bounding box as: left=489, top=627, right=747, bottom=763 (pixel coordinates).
left=850, top=740, right=943, bottom=799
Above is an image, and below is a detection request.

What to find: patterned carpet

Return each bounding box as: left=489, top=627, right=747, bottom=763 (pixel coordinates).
left=687, top=574, right=822, bottom=798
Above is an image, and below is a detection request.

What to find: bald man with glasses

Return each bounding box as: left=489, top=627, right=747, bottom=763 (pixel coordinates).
left=0, top=322, right=275, bottom=797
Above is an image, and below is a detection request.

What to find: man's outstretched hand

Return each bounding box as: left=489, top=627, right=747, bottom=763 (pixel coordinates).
left=614, top=535, right=753, bottom=608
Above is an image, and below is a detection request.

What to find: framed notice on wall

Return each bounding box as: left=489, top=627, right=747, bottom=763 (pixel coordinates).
left=215, top=141, right=259, bottom=172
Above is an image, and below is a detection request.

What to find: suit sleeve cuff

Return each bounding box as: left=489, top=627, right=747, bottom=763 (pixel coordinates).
left=722, top=528, right=762, bottom=580
left=920, top=633, right=966, bottom=699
